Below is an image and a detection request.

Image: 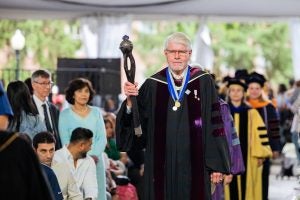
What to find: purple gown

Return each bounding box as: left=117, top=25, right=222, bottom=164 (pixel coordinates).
left=212, top=99, right=245, bottom=200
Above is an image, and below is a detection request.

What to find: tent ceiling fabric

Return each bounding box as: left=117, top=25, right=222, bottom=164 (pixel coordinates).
left=57, top=0, right=180, bottom=7
left=1, top=0, right=300, bottom=19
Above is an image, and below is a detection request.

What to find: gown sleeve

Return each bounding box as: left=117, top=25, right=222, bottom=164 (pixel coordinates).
left=266, top=103, right=281, bottom=152
left=249, top=109, right=273, bottom=158
left=220, top=100, right=245, bottom=175
left=116, top=80, right=151, bottom=152
left=202, top=74, right=231, bottom=174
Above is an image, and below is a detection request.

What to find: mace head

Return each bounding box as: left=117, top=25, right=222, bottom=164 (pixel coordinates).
left=119, top=35, right=133, bottom=55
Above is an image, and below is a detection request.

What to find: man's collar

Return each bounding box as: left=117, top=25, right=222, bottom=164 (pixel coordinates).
left=169, top=66, right=188, bottom=80
left=33, top=94, right=47, bottom=106
left=63, top=145, right=74, bottom=160
left=41, top=162, right=51, bottom=169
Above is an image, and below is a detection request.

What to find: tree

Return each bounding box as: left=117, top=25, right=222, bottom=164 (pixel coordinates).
left=134, top=21, right=293, bottom=86
left=255, top=23, right=292, bottom=83
left=0, top=20, right=81, bottom=70
left=209, top=22, right=292, bottom=84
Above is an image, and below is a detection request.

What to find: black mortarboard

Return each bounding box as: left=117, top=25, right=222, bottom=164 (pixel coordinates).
left=235, top=69, right=248, bottom=81
left=227, top=78, right=247, bottom=90
left=246, top=72, right=266, bottom=87
left=222, top=75, right=231, bottom=83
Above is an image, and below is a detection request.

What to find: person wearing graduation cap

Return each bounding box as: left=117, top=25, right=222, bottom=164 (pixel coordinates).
left=246, top=72, right=280, bottom=200
left=116, top=32, right=230, bottom=200
left=234, top=69, right=249, bottom=83
left=220, top=77, right=272, bottom=200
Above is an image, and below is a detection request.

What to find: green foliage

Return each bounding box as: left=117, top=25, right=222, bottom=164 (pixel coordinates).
left=134, top=21, right=292, bottom=85
left=210, top=23, right=257, bottom=73
left=1, top=19, right=290, bottom=86
left=255, top=23, right=292, bottom=83
left=209, top=22, right=292, bottom=84
left=0, top=20, right=81, bottom=69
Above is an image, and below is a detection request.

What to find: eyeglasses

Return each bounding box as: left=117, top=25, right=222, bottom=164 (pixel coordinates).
left=33, top=81, right=53, bottom=86
left=165, top=49, right=191, bottom=57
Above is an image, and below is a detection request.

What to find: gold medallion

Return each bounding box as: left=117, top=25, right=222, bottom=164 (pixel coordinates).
left=175, top=101, right=181, bottom=108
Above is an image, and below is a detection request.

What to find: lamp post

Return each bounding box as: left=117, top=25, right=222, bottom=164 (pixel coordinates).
left=10, top=29, right=25, bottom=80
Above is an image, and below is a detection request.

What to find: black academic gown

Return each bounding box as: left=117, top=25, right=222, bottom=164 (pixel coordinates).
left=116, top=67, right=230, bottom=200
left=0, top=131, right=54, bottom=200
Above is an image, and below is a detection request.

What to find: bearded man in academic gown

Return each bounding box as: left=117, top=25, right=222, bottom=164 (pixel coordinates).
left=116, top=32, right=231, bottom=200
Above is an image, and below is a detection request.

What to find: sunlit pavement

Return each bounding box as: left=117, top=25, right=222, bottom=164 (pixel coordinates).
left=269, top=159, right=300, bottom=200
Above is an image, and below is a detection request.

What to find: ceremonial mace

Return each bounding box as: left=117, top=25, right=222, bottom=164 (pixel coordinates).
left=119, top=35, right=142, bottom=137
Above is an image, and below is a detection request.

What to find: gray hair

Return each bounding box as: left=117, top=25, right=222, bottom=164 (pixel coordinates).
left=31, top=69, right=51, bottom=82
left=164, top=32, right=192, bottom=50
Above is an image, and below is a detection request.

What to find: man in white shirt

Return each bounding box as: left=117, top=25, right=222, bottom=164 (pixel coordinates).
left=53, top=127, right=98, bottom=200
left=31, top=69, right=62, bottom=149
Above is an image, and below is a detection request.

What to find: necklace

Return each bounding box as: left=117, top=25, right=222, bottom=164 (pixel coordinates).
left=166, top=67, right=190, bottom=112
left=72, top=105, right=88, bottom=113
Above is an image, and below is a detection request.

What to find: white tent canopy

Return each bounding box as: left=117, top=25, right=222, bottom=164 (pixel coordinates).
left=1, top=0, right=300, bottom=79
left=2, top=0, right=300, bottom=20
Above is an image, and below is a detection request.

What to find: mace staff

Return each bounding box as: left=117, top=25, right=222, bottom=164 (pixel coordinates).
left=119, top=35, right=142, bottom=137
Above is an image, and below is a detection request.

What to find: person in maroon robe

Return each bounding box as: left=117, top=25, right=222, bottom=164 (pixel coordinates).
left=116, top=32, right=230, bottom=200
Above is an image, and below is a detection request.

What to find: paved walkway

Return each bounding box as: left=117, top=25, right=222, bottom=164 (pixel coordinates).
left=269, top=160, right=300, bottom=200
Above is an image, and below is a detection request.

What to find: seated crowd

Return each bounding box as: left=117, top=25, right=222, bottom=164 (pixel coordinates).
left=0, top=69, right=140, bottom=200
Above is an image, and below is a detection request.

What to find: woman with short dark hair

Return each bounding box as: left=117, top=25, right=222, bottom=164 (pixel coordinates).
left=64, top=78, right=95, bottom=105
left=59, top=77, right=107, bottom=200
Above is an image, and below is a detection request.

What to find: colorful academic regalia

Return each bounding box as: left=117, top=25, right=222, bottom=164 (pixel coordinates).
left=247, top=99, right=280, bottom=200
left=224, top=103, right=272, bottom=200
